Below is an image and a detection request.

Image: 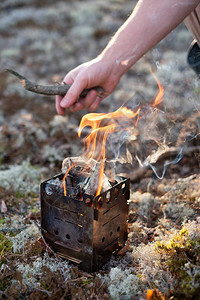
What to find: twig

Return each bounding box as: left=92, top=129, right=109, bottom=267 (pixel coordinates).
left=40, top=231, right=63, bottom=261
left=35, top=287, right=51, bottom=296
left=33, top=220, right=47, bottom=233
left=67, top=276, right=92, bottom=283
left=5, top=69, right=104, bottom=97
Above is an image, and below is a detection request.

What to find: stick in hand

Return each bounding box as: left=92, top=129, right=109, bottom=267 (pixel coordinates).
left=5, top=69, right=104, bottom=98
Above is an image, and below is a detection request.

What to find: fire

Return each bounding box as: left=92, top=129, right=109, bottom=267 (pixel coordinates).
left=62, top=164, right=75, bottom=196
left=77, top=107, right=140, bottom=196
left=62, top=70, right=164, bottom=197
left=150, top=68, right=164, bottom=107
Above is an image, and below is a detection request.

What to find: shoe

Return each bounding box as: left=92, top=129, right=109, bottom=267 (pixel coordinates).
left=187, top=40, right=200, bottom=78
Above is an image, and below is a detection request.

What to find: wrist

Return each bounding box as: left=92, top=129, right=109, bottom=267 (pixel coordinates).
left=98, top=23, right=142, bottom=78
left=98, top=46, right=135, bottom=80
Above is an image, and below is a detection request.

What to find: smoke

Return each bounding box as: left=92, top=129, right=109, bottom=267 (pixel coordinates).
left=106, top=90, right=199, bottom=181
left=144, top=148, right=183, bottom=180
left=62, top=66, right=199, bottom=187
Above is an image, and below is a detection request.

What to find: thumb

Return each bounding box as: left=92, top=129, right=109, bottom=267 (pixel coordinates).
left=60, top=79, right=87, bottom=108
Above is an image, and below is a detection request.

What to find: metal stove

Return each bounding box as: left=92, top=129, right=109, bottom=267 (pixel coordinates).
left=40, top=173, right=129, bottom=272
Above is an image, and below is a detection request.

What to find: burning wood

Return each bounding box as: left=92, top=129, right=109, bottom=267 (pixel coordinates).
left=61, top=157, right=112, bottom=197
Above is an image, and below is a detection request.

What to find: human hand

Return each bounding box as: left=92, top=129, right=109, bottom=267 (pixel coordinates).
left=55, top=56, right=121, bottom=114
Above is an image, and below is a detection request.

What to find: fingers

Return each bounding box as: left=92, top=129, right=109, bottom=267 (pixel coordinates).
left=60, top=78, right=87, bottom=109
left=69, top=90, right=98, bottom=112
left=88, top=96, right=102, bottom=111
left=56, top=88, right=102, bottom=114
left=56, top=95, right=66, bottom=115
left=55, top=66, right=107, bottom=114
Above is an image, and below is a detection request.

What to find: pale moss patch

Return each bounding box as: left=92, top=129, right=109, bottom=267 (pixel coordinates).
left=154, top=219, right=200, bottom=297
left=17, top=253, right=71, bottom=287
left=183, top=217, right=200, bottom=240
left=102, top=267, right=142, bottom=300
left=163, top=202, right=195, bottom=222
left=10, top=223, right=39, bottom=253
left=0, top=161, right=44, bottom=194
left=130, top=219, right=200, bottom=297
left=0, top=215, right=27, bottom=234
left=132, top=243, right=174, bottom=295
left=41, top=145, right=64, bottom=163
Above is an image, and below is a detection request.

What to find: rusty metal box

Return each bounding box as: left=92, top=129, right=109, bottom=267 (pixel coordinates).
left=40, top=173, right=129, bottom=272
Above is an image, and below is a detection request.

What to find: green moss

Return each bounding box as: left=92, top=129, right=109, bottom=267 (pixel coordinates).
left=80, top=278, right=93, bottom=287
left=0, top=217, right=7, bottom=227
left=155, top=226, right=200, bottom=299
left=15, top=191, right=25, bottom=198
left=0, top=233, right=12, bottom=253
left=178, top=270, right=200, bottom=299
left=30, top=207, right=39, bottom=213
left=179, top=228, right=188, bottom=236
left=0, top=233, right=12, bottom=268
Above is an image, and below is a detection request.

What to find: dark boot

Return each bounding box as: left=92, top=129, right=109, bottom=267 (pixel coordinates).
left=187, top=40, right=200, bottom=78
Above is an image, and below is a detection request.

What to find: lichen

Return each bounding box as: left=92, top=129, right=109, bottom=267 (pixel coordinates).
left=132, top=243, right=174, bottom=295
left=17, top=253, right=71, bottom=287
left=0, top=161, right=44, bottom=194
left=10, top=223, right=39, bottom=253
left=102, top=267, right=142, bottom=299
left=41, top=144, right=64, bottom=163
left=162, top=202, right=195, bottom=222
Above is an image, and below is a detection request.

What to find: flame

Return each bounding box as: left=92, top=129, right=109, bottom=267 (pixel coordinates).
left=62, top=70, right=164, bottom=197
left=77, top=107, right=140, bottom=196
left=150, top=68, right=164, bottom=106
left=62, top=164, right=75, bottom=196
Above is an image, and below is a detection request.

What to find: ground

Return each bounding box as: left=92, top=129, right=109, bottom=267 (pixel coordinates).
left=0, top=0, right=200, bottom=299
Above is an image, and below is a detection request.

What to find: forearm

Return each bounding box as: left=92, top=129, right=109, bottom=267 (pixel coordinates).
left=56, top=0, right=200, bottom=114
left=100, top=0, right=200, bottom=77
